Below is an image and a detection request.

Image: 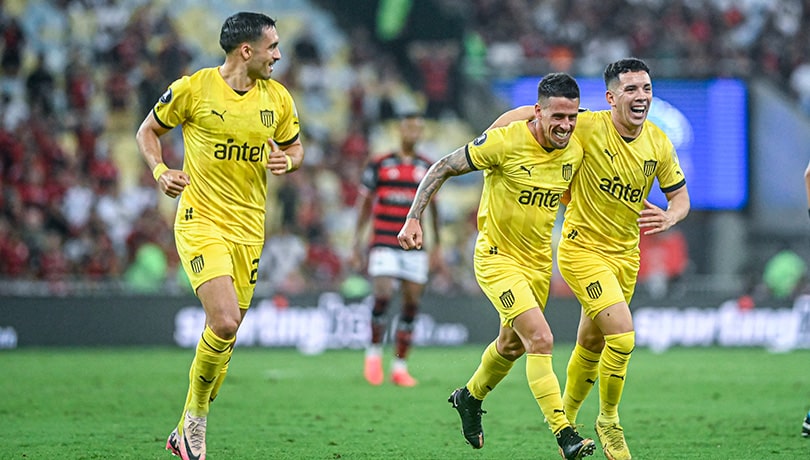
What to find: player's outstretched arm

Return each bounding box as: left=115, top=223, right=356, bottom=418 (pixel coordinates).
left=486, top=105, right=535, bottom=131
left=398, top=146, right=474, bottom=250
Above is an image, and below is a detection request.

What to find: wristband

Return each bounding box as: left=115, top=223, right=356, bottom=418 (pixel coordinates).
left=152, top=163, right=169, bottom=181
left=285, top=154, right=293, bottom=172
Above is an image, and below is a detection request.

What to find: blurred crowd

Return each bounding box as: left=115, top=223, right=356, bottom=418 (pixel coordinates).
left=1, top=0, right=809, bottom=297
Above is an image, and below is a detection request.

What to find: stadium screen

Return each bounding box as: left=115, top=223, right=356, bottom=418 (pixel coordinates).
left=494, top=77, right=749, bottom=210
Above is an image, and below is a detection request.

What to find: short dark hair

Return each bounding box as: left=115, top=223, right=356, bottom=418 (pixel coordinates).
left=398, top=111, right=424, bottom=120
left=603, top=58, right=650, bottom=88
left=219, top=12, right=277, bottom=53
left=537, top=72, right=580, bottom=103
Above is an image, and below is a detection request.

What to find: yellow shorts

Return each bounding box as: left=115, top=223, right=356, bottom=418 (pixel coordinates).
left=175, top=228, right=263, bottom=309
left=474, top=251, right=551, bottom=328
left=557, top=238, right=639, bottom=319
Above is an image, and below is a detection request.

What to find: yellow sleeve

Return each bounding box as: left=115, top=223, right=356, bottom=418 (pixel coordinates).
left=152, top=75, right=195, bottom=129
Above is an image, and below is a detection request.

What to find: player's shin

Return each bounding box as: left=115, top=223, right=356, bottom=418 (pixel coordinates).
left=466, top=340, right=514, bottom=400
left=598, top=331, right=635, bottom=422
left=188, top=326, right=235, bottom=416
left=563, top=343, right=601, bottom=425
left=526, top=353, right=569, bottom=434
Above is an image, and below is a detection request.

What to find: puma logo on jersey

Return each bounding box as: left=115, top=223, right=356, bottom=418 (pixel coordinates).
left=604, top=149, right=618, bottom=161
left=211, top=109, right=226, bottom=121
left=520, top=165, right=534, bottom=177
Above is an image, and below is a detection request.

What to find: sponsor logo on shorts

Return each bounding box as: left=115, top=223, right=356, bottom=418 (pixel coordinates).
left=190, top=255, right=205, bottom=274
left=586, top=281, right=602, bottom=299
left=499, top=289, right=515, bottom=309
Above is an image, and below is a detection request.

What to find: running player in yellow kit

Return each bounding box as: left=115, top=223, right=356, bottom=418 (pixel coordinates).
left=136, top=12, right=303, bottom=460
left=399, top=73, right=595, bottom=460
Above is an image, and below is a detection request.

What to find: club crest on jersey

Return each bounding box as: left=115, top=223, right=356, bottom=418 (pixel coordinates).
left=643, top=160, right=657, bottom=177
left=159, top=88, right=173, bottom=104
left=260, top=110, right=275, bottom=128
left=473, top=133, right=487, bottom=146
left=562, top=163, right=573, bottom=181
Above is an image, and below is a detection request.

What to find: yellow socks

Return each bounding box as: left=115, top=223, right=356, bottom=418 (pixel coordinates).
left=183, top=326, right=235, bottom=419
left=466, top=341, right=515, bottom=400
left=598, top=331, right=635, bottom=422
left=526, top=353, right=568, bottom=434
left=563, top=343, right=601, bottom=424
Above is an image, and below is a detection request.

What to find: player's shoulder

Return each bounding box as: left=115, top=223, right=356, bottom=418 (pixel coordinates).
left=258, top=77, right=293, bottom=96
left=576, top=108, right=608, bottom=124
left=185, top=67, right=218, bottom=85
left=642, top=119, right=675, bottom=151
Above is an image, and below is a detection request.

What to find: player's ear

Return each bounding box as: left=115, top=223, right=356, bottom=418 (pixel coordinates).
left=240, top=43, right=252, bottom=60
left=605, top=89, right=615, bottom=106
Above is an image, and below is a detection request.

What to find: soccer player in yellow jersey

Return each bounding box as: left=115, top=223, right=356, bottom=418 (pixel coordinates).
left=135, top=12, right=303, bottom=460
left=398, top=73, right=595, bottom=460
left=489, top=58, right=690, bottom=460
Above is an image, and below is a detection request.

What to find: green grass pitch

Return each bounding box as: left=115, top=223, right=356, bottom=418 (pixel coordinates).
left=1, top=345, right=808, bottom=459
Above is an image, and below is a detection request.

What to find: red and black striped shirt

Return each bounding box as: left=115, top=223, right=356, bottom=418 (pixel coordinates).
left=361, top=152, right=433, bottom=249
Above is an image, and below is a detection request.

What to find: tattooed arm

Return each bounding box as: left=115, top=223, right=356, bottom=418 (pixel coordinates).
left=397, top=146, right=476, bottom=250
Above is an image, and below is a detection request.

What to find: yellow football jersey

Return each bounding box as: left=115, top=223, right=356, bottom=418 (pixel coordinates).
left=563, top=110, right=685, bottom=254
left=153, top=67, right=300, bottom=244
left=467, top=120, right=583, bottom=268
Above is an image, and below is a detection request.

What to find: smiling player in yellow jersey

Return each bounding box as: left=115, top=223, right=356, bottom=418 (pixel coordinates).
left=157, top=65, right=300, bottom=242
left=489, top=58, right=690, bottom=460
left=136, top=12, right=303, bottom=460
left=399, top=73, right=595, bottom=460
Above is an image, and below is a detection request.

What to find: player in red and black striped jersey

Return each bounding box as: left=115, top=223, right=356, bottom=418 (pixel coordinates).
left=351, top=113, right=442, bottom=387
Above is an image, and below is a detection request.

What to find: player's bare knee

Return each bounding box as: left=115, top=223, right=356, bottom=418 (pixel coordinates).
left=496, top=338, right=525, bottom=361
left=524, top=330, right=554, bottom=354
left=208, top=316, right=240, bottom=339
left=578, top=331, right=605, bottom=353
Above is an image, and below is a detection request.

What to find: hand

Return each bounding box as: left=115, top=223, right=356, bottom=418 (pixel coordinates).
left=157, top=169, right=190, bottom=199
left=266, top=139, right=290, bottom=176
left=638, top=199, right=677, bottom=235
left=397, top=218, right=423, bottom=250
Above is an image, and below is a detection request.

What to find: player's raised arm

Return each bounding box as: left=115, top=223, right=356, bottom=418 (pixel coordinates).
left=397, top=146, right=475, bottom=250
left=486, top=105, right=536, bottom=131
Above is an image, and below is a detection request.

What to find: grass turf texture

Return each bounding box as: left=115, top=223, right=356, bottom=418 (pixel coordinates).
left=1, top=345, right=808, bottom=459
